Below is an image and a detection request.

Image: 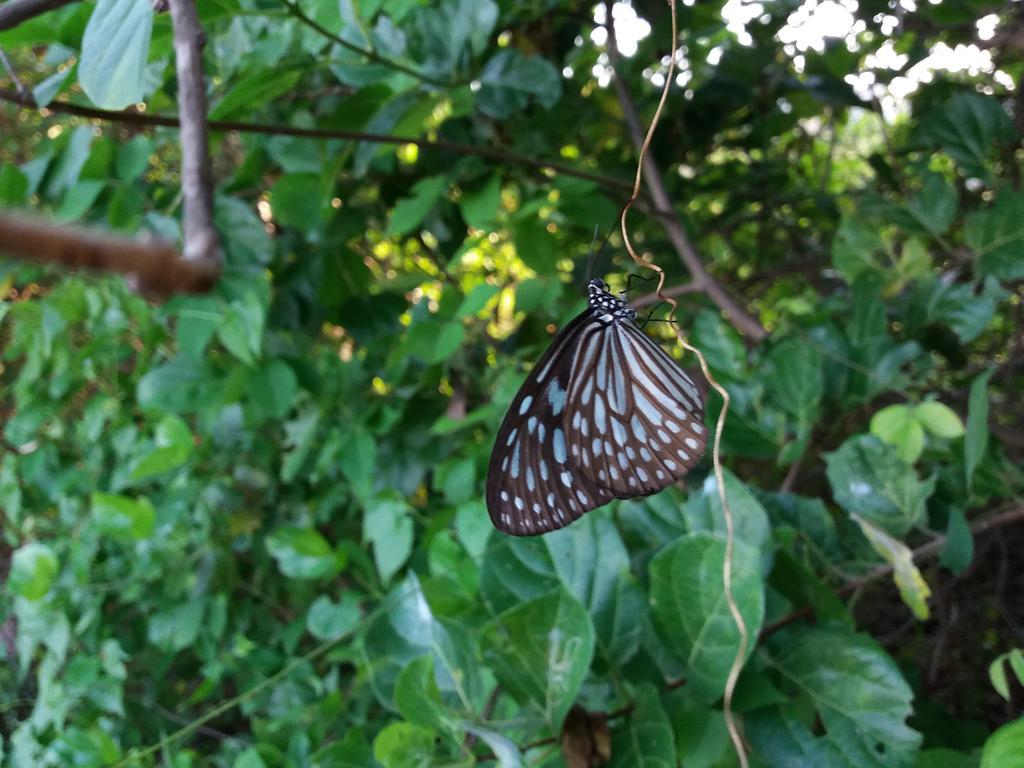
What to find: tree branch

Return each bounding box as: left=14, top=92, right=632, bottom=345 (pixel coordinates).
left=281, top=0, right=460, bottom=89
left=604, top=17, right=767, bottom=342
left=168, top=0, right=221, bottom=267
left=0, top=88, right=633, bottom=193
left=0, top=0, right=75, bottom=31
left=759, top=505, right=1024, bottom=641
left=0, top=213, right=219, bottom=296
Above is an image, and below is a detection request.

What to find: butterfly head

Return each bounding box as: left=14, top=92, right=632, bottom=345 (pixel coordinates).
left=587, top=278, right=636, bottom=322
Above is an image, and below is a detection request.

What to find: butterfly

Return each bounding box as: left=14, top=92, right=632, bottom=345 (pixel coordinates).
left=486, top=277, right=707, bottom=536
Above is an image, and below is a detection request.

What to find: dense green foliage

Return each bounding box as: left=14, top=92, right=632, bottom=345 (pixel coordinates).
left=1, top=0, right=1023, bottom=766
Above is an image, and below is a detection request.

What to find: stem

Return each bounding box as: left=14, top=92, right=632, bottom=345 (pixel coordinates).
left=0, top=87, right=633, bottom=193
left=168, top=0, right=221, bottom=267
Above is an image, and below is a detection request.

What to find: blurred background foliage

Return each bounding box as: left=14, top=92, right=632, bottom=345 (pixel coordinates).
left=1, top=0, right=1023, bottom=765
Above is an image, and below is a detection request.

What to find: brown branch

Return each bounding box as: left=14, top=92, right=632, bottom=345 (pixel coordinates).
left=759, top=505, right=1024, bottom=641
left=604, top=26, right=766, bottom=342
left=0, top=88, right=634, bottom=194
left=168, top=0, right=221, bottom=267
left=0, top=0, right=75, bottom=31
left=0, top=213, right=219, bottom=296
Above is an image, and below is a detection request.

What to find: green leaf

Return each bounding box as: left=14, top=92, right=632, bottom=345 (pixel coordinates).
left=989, top=649, right=1024, bottom=701
left=851, top=514, right=932, bottom=620
left=824, top=435, right=935, bottom=536
left=477, top=50, right=561, bottom=119
left=768, top=626, right=920, bottom=765
left=965, top=369, right=995, bottom=490
left=939, top=506, right=973, bottom=575
left=266, top=526, right=342, bottom=580
left=870, top=404, right=924, bottom=464
left=918, top=92, right=1015, bottom=182
left=745, top=706, right=844, bottom=767
left=832, top=215, right=885, bottom=283
left=648, top=532, right=765, bottom=702
left=388, top=176, right=447, bottom=236
left=8, top=542, right=59, bottom=601
left=914, top=401, right=964, bottom=439
left=683, top=470, right=772, bottom=557
left=136, top=357, right=219, bottom=413
left=248, top=359, right=298, bottom=420
left=904, top=174, right=958, bottom=236
left=608, top=684, right=676, bottom=768
left=981, top=717, right=1024, bottom=768
left=480, top=514, right=644, bottom=666
left=306, top=594, right=360, bottom=641
left=130, top=414, right=193, bottom=480
left=394, top=656, right=457, bottom=740
left=217, top=293, right=265, bottom=364
left=78, top=0, right=154, bottom=109
left=364, top=495, right=414, bottom=583
left=0, top=163, right=28, bottom=205
left=966, top=190, right=1024, bottom=279
left=339, top=429, right=377, bottom=500
left=268, top=173, right=323, bottom=229
left=455, top=283, right=500, bottom=318
left=363, top=573, right=481, bottom=706
left=691, top=310, right=746, bottom=378
left=209, top=69, right=302, bottom=121
left=512, top=218, right=559, bottom=273
left=481, top=588, right=594, bottom=729
left=460, top=173, right=502, bottom=229
left=55, top=180, right=105, bottom=222
left=147, top=600, right=204, bottom=652
left=91, top=492, right=156, bottom=540
left=115, top=135, right=153, bottom=181
left=766, top=339, right=823, bottom=424
left=233, top=748, right=268, bottom=768
left=372, top=721, right=436, bottom=768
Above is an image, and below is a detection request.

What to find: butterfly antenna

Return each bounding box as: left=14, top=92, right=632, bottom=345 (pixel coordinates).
left=585, top=226, right=600, bottom=282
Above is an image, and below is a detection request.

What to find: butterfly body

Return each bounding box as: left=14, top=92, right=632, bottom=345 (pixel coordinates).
left=486, top=278, right=707, bottom=536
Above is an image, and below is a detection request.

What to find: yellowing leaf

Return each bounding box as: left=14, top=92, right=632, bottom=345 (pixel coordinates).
left=852, top=514, right=931, bottom=620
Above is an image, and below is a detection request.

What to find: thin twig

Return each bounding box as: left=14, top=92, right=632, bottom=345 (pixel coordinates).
left=0, top=87, right=633, bottom=193
left=0, top=0, right=75, bottom=31
left=168, top=0, right=221, bottom=267
left=0, top=213, right=219, bottom=296
left=281, top=0, right=460, bottom=88
left=605, top=19, right=765, bottom=342
left=0, top=46, right=28, bottom=97
left=609, top=2, right=748, bottom=766
left=758, top=505, right=1024, bottom=641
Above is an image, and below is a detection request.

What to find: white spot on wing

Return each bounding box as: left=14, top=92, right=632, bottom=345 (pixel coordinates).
left=519, top=395, right=533, bottom=414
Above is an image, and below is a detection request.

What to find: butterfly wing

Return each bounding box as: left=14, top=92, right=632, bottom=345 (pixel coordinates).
left=486, top=311, right=614, bottom=536
left=564, top=318, right=706, bottom=497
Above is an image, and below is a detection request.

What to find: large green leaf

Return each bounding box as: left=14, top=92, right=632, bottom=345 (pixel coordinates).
left=362, top=573, right=482, bottom=708
left=364, top=494, right=415, bottom=583
left=648, top=532, right=765, bottom=702
left=91, top=492, right=155, bottom=540
left=480, top=588, right=594, bottom=729
left=768, top=626, right=921, bottom=766
left=824, top=435, right=935, bottom=535
left=480, top=514, right=645, bottom=666
left=209, top=69, right=302, bottom=121
left=78, top=0, right=153, bottom=109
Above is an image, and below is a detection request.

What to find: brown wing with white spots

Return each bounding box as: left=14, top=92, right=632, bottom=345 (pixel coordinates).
left=563, top=318, right=706, bottom=498
left=485, top=311, right=614, bottom=536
